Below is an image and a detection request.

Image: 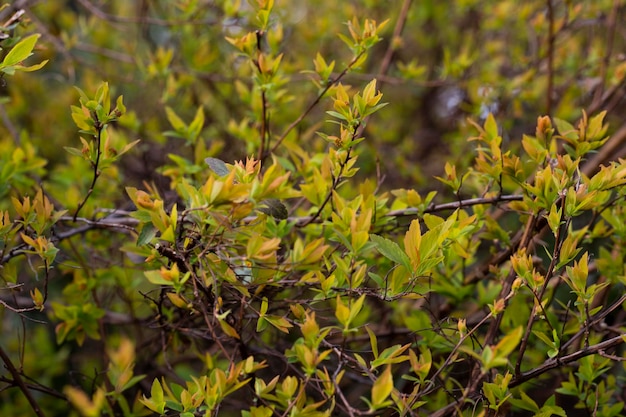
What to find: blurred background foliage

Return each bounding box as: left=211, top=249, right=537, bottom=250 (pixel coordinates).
left=3, top=0, right=625, bottom=197
left=1, top=0, right=626, bottom=416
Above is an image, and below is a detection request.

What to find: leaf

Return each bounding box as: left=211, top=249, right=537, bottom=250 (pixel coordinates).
left=188, top=106, right=205, bottom=140
left=165, top=106, right=187, bottom=131
left=150, top=379, right=165, bottom=412
left=14, top=59, right=48, bottom=72
left=64, top=146, right=85, bottom=158
left=403, top=219, right=422, bottom=270
left=205, top=157, right=231, bottom=176
left=371, top=365, right=393, bottom=407
left=264, top=315, right=293, bottom=334
left=370, top=344, right=410, bottom=369
left=137, top=224, right=157, bottom=246
left=2, top=34, right=40, bottom=68
left=553, top=117, right=578, bottom=141
left=258, top=198, right=288, bottom=220
left=335, top=295, right=350, bottom=326
left=218, top=317, right=240, bottom=339
left=370, top=234, right=412, bottom=271
left=366, top=326, right=378, bottom=358
left=484, top=113, right=498, bottom=140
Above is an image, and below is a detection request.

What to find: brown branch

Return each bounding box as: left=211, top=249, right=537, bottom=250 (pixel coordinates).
left=510, top=333, right=626, bottom=388
left=377, top=0, right=412, bottom=81
left=76, top=0, right=218, bottom=26
left=546, top=0, right=555, bottom=116
left=590, top=0, right=619, bottom=111
left=73, top=119, right=103, bottom=221
left=0, top=343, right=47, bottom=417
left=0, top=0, right=33, bottom=23
left=269, top=51, right=367, bottom=154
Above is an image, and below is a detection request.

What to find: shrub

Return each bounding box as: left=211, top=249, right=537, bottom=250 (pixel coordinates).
left=1, top=1, right=626, bottom=417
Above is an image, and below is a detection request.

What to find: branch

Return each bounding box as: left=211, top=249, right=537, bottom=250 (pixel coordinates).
left=76, top=0, right=218, bottom=26
left=269, top=51, right=368, bottom=154
left=545, top=0, right=555, bottom=116
left=1, top=215, right=137, bottom=265
left=73, top=119, right=104, bottom=221
left=0, top=343, right=47, bottom=417
left=510, top=334, right=626, bottom=388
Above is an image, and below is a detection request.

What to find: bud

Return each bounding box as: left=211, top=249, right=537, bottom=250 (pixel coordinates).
left=536, top=115, right=553, bottom=141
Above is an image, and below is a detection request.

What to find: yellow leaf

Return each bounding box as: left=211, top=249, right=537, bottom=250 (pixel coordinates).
left=403, top=219, right=422, bottom=270
left=371, top=365, right=393, bottom=407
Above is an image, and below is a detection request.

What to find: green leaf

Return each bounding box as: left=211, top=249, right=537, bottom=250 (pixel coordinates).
left=165, top=106, right=187, bottom=131
left=553, top=117, right=578, bottom=141
left=137, top=224, right=157, bottom=246
left=64, top=147, right=85, bottom=158
left=144, top=270, right=172, bottom=286
left=370, top=234, right=412, bottom=271
left=509, top=390, right=539, bottom=412
left=484, top=113, right=499, bottom=140
left=188, top=106, right=205, bottom=141
left=493, top=326, right=523, bottom=358
left=2, top=34, right=40, bottom=68
left=150, top=379, right=165, bottom=412
left=258, top=198, right=288, bottom=220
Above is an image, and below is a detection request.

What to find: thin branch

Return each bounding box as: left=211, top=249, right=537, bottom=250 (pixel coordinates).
left=545, top=0, right=555, bottom=116
left=76, top=0, right=218, bottom=26
left=300, top=145, right=354, bottom=227
left=73, top=120, right=104, bottom=221
left=0, top=0, right=35, bottom=23
left=510, top=333, right=626, bottom=388
left=515, top=200, right=567, bottom=376
left=0, top=343, right=47, bottom=417
left=0, top=103, right=19, bottom=144
left=377, top=0, right=412, bottom=79
left=1, top=216, right=136, bottom=265
left=591, top=0, right=619, bottom=110
left=387, top=194, right=523, bottom=218
left=269, top=51, right=367, bottom=154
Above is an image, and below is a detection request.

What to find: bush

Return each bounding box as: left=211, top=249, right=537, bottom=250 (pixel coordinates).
left=1, top=1, right=626, bottom=416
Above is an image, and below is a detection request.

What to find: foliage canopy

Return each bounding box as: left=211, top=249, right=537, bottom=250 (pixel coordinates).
left=1, top=1, right=626, bottom=417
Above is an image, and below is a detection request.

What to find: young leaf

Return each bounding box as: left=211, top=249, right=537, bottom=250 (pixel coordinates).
left=371, top=365, right=393, bottom=408
left=370, top=234, right=412, bottom=271
left=2, top=34, right=40, bottom=68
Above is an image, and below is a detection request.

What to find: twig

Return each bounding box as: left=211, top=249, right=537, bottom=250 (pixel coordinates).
left=515, top=200, right=567, bottom=376
left=546, top=0, right=555, bottom=116
left=300, top=145, right=354, bottom=227
left=76, top=0, right=218, bottom=26
left=0, top=103, right=19, bottom=144
left=510, top=333, right=626, bottom=388
left=591, top=0, right=619, bottom=110
left=269, top=51, right=367, bottom=154
left=73, top=119, right=104, bottom=221
left=253, top=31, right=271, bottom=163
left=0, top=0, right=33, bottom=23
left=377, top=0, right=412, bottom=80
left=0, top=343, right=47, bottom=417
left=386, top=194, right=523, bottom=218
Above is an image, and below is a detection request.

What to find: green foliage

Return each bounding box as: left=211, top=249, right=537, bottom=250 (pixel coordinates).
left=2, top=1, right=626, bottom=417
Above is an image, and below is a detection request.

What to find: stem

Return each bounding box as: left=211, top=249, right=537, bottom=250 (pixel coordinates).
left=73, top=120, right=103, bottom=221
left=515, top=205, right=567, bottom=376
left=269, top=51, right=367, bottom=154
left=510, top=333, right=626, bottom=388
left=546, top=0, right=555, bottom=116
left=0, top=343, right=47, bottom=417
left=591, top=0, right=619, bottom=111
left=300, top=144, right=354, bottom=227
